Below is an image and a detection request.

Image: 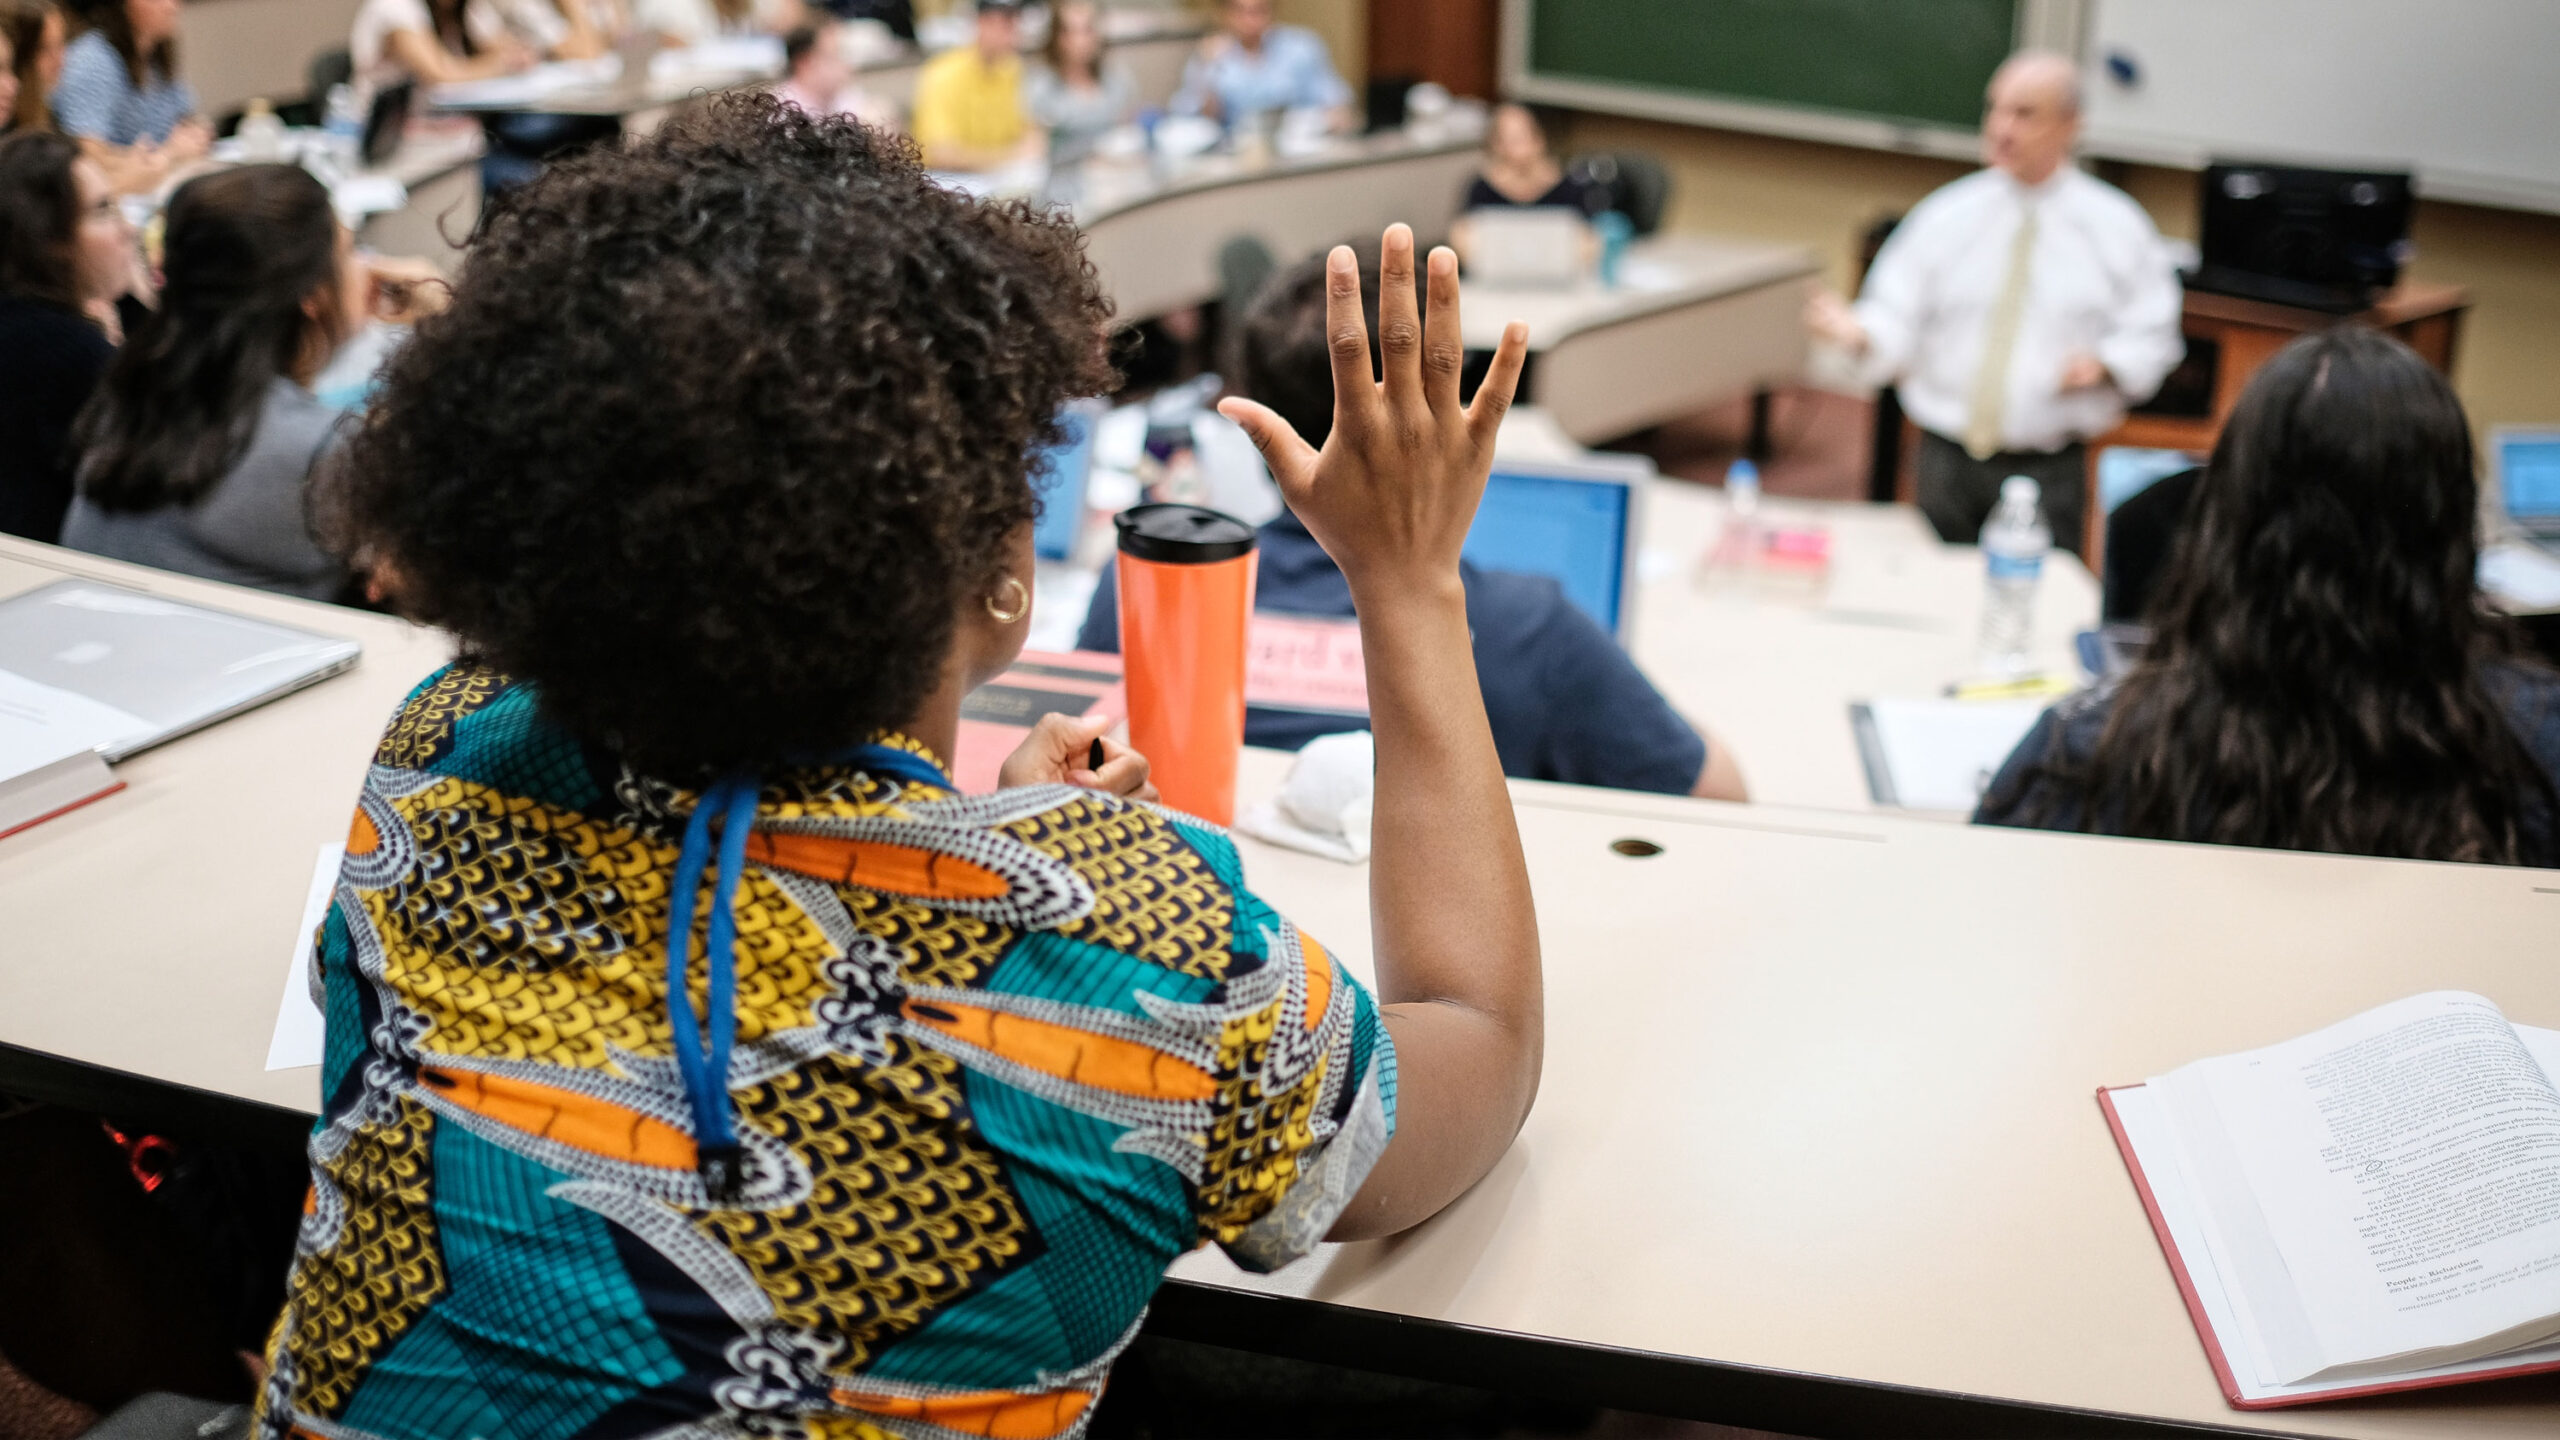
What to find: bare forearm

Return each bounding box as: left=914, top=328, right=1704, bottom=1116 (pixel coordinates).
left=1330, top=577, right=1541, bottom=1236
left=1355, top=577, right=1535, bottom=1019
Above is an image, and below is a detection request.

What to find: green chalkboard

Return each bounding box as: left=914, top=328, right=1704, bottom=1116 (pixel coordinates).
left=1525, top=0, right=2018, bottom=134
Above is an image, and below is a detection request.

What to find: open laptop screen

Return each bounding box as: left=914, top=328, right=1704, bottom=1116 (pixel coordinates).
left=2498, top=431, right=2560, bottom=525
left=1464, top=466, right=1636, bottom=637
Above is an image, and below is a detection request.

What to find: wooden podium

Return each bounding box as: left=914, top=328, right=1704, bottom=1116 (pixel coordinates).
left=2078, top=281, right=2471, bottom=560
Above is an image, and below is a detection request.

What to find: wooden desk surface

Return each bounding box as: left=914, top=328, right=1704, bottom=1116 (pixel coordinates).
left=2182, top=278, right=2473, bottom=334
left=1183, top=756, right=2560, bottom=1438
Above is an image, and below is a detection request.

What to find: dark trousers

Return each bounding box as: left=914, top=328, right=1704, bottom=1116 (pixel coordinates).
left=1915, top=430, right=2088, bottom=558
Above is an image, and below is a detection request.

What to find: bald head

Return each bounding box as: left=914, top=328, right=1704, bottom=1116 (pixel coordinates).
left=1983, top=50, right=2082, bottom=185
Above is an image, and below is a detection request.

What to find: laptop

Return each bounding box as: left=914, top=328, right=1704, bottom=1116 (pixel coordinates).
left=2494, top=429, right=2560, bottom=545
left=1029, top=400, right=1104, bottom=562
left=0, top=580, right=361, bottom=762
left=1465, top=207, right=1587, bottom=289
left=1464, top=459, right=1644, bottom=639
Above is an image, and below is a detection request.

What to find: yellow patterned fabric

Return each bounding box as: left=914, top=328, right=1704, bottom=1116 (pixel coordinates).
left=255, top=666, right=1395, bottom=1440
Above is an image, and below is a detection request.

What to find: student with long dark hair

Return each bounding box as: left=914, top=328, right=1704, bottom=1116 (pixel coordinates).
left=64, top=163, right=446, bottom=597
left=0, top=130, right=130, bottom=542
left=1977, top=326, right=2560, bottom=867
left=0, top=0, right=66, bottom=135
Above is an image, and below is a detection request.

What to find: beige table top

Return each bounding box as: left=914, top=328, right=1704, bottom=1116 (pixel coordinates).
left=0, top=541, right=450, bottom=1115
left=1460, top=234, right=1822, bottom=354
left=7, top=538, right=2555, bottom=1434
left=1183, top=752, right=2560, bottom=1437
left=1075, top=129, right=1484, bottom=322
left=1602, top=471, right=2100, bottom=816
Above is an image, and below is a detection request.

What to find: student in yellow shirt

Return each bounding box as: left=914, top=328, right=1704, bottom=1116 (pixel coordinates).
left=911, top=0, right=1039, bottom=172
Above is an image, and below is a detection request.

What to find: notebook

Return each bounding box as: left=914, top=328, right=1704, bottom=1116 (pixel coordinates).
left=1847, top=697, right=2045, bottom=813
left=0, top=580, right=361, bottom=763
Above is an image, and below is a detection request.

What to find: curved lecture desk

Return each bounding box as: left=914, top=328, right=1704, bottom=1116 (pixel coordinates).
left=2, top=536, right=2553, bottom=1437
left=1462, top=237, right=1821, bottom=447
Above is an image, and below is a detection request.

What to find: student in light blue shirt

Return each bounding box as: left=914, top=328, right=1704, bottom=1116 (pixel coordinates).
left=1171, top=0, right=1351, bottom=131
left=51, top=0, right=202, bottom=154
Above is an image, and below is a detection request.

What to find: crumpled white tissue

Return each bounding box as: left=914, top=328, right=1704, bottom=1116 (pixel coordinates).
left=1236, top=731, right=1374, bottom=864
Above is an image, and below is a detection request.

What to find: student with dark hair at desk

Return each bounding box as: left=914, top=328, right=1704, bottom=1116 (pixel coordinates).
left=1, top=0, right=69, bottom=136
left=50, top=0, right=211, bottom=191
left=1460, top=102, right=1600, bottom=216
left=0, top=130, right=129, bottom=543
left=1976, top=326, right=2560, bottom=866
left=1079, top=246, right=1750, bottom=802
left=253, top=94, right=1544, bottom=1428
left=63, top=164, right=448, bottom=599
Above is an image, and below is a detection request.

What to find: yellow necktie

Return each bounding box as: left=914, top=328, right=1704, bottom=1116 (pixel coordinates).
left=1964, top=202, right=2040, bottom=461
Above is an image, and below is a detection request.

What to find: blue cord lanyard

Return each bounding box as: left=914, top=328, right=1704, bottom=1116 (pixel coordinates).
left=665, top=775, right=760, bottom=1199
left=661, top=746, right=944, bottom=1200
left=840, top=741, right=952, bottom=793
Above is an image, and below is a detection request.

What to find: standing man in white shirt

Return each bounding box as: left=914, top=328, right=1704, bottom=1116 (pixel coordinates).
left=1807, top=51, right=2183, bottom=555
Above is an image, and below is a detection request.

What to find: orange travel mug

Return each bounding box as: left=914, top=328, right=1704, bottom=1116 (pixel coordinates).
left=1115, top=504, right=1258, bottom=825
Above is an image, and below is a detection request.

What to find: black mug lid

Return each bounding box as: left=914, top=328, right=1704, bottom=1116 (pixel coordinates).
left=1114, top=503, right=1257, bottom=564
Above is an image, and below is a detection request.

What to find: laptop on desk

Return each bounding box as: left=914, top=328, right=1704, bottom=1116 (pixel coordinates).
left=0, top=580, right=360, bottom=762
left=1465, top=458, right=1645, bottom=640
left=1465, top=207, right=1588, bottom=289
left=2495, top=429, right=2560, bottom=547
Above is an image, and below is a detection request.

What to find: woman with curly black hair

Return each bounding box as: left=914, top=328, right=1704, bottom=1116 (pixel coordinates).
left=1977, top=325, right=2560, bottom=866
left=257, top=93, right=1538, bottom=1432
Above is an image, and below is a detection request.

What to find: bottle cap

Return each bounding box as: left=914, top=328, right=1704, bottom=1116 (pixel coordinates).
left=2001, top=475, right=2040, bottom=504
left=1115, top=503, right=1256, bottom=564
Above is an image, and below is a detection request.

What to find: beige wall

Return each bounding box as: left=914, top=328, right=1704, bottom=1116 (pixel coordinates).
left=1559, top=112, right=2560, bottom=443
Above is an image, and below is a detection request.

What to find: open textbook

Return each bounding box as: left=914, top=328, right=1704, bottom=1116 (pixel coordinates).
left=2102, top=991, right=2560, bottom=1406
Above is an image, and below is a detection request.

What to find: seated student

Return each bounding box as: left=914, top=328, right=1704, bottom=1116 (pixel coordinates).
left=254, top=95, right=1542, bottom=1426
left=1171, top=0, right=1350, bottom=132
left=1079, top=247, right=1749, bottom=802
left=0, top=131, right=129, bottom=543
left=2, top=0, right=67, bottom=137
left=1462, top=101, right=1600, bottom=214
left=63, top=165, right=447, bottom=599
left=910, top=0, right=1037, bottom=172
left=1976, top=326, right=2560, bottom=866
left=1024, top=0, right=1131, bottom=161
left=770, top=21, right=889, bottom=123
left=50, top=0, right=210, bottom=190
left=630, top=0, right=793, bottom=48
left=349, top=0, right=536, bottom=98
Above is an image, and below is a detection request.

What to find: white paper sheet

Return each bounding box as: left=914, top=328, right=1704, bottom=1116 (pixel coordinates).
left=2480, top=542, right=2560, bottom=612
left=264, top=844, right=342, bottom=1071
left=1854, top=697, right=2047, bottom=813
left=0, top=666, right=153, bottom=779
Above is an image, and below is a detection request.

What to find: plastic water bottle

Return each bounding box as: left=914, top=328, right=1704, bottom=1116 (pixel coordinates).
left=323, top=83, right=366, bottom=168
left=1703, top=458, right=1762, bottom=588
left=236, top=97, right=285, bottom=163
left=1978, top=475, right=2050, bottom=677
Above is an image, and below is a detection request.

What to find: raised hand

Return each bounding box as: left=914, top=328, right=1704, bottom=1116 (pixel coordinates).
left=1216, top=223, right=1529, bottom=605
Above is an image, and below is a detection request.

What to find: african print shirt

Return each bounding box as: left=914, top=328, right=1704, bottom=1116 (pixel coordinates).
left=255, top=665, right=1396, bottom=1440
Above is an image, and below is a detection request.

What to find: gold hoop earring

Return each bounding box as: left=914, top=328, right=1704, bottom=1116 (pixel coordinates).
left=984, top=577, right=1030, bottom=624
